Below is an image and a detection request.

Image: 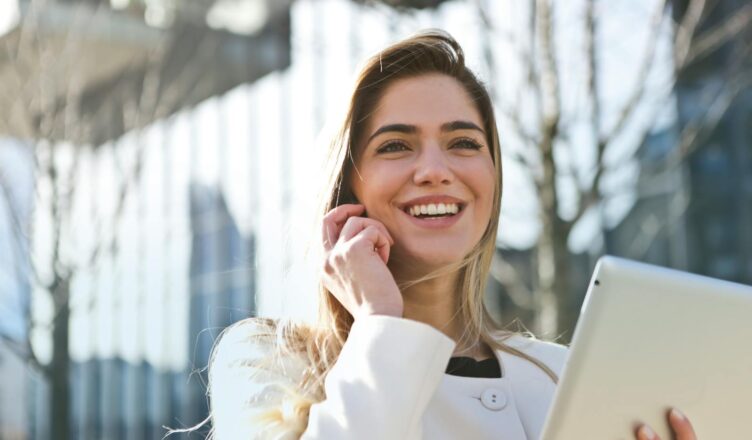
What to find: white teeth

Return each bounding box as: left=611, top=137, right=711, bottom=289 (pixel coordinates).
left=406, top=203, right=460, bottom=217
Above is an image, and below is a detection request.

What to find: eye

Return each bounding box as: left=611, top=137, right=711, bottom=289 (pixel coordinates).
left=451, top=138, right=483, bottom=150
left=376, top=141, right=410, bottom=154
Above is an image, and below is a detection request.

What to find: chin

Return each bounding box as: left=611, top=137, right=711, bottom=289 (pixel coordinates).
left=395, top=243, right=471, bottom=271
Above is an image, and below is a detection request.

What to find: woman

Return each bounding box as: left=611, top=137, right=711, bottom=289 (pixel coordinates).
left=208, top=30, right=696, bottom=440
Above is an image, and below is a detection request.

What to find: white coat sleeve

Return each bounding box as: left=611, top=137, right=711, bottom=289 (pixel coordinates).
left=301, top=315, right=456, bottom=439
left=209, top=316, right=455, bottom=440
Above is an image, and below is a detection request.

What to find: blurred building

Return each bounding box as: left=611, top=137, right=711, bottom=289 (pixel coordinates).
left=0, top=345, right=28, bottom=440
left=0, top=0, right=292, bottom=145
left=0, top=141, right=34, bottom=440
left=608, top=0, right=752, bottom=285
left=26, top=182, right=256, bottom=439
left=184, top=183, right=256, bottom=434
left=677, top=0, right=752, bottom=284
left=1, top=0, right=289, bottom=438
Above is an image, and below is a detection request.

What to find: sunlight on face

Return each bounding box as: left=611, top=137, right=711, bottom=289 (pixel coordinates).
left=351, top=73, right=496, bottom=271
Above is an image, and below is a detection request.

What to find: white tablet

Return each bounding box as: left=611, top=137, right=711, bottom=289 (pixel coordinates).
left=541, top=256, right=752, bottom=439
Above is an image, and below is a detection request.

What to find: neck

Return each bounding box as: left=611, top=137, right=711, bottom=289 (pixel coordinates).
left=400, top=272, right=463, bottom=340
left=389, top=260, right=491, bottom=360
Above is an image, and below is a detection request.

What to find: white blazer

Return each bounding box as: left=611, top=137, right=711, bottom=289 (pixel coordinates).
left=210, top=315, right=569, bottom=440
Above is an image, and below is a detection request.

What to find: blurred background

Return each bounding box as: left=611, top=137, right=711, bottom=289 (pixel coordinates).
left=0, top=0, right=749, bottom=438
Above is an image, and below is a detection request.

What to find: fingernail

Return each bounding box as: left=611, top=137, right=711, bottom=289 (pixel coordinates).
left=639, top=425, right=656, bottom=440
left=670, top=408, right=686, bottom=422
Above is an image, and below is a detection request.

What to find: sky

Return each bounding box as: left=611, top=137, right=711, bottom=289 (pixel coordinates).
left=0, top=0, right=19, bottom=38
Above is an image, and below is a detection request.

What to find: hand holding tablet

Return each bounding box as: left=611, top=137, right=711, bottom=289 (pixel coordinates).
left=541, top=256, right=752, bottom=439
left=636, top=407, right=697, bottom=440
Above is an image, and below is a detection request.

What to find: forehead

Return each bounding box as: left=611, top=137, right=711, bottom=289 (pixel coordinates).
left=368, top=74, right=484, bottom=132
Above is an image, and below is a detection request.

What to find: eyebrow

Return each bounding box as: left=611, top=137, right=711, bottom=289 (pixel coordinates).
left=366, top=120, right=485, bottom=144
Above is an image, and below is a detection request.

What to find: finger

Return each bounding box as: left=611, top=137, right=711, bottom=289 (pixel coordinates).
left=342, top=218, right=393, bottom=245
left=668, top=408, right=696, bottom=440
left=340, top=216, right=394, bottom=245
left=635, top=424, right=660, bottom=440
left=322, top=204, right=365, bottom=250
left=355, top=225, right=391, bottom=264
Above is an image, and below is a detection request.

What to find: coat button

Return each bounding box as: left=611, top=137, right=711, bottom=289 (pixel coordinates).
left=480, top=387, right=507, bottom=411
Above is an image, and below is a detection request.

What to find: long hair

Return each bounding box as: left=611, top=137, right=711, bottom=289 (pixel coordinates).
left=208, top=29, right=558, bottom=439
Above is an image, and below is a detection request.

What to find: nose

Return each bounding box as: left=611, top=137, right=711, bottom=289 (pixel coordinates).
left=413, top=144, right=454, bottom=186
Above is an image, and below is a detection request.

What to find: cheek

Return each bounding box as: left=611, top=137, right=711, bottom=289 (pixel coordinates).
left=359, top=162, right=406, bottom=193
left=465, top=158, right=496, bottom=200
left=469, top=162, right=497, bottom=225
left=353, top=166, right=403, bottom=214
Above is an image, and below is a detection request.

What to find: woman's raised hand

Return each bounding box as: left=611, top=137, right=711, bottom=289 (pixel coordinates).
left=321, top=204, right=404, bottom=319
left=635, top=408, right=697, bottom=440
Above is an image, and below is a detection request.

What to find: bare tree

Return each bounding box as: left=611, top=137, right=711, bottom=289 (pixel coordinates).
left=477, top=0, right=752, bottom=337
left=0, top=6, right=154, bottom=439
left=0, top=1, right=232, bottom=438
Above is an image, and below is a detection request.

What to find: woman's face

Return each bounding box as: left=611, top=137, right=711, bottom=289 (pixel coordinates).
left=350, top=73, right=496, bottom=270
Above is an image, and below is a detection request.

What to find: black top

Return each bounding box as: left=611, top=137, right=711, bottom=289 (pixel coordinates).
left=445, top=356, right=502, bottom=378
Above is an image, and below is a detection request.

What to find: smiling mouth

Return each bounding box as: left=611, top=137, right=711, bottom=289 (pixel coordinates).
left=403, top=202, right=464, bottom=219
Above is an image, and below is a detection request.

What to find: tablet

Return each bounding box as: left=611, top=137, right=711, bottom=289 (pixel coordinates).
left=540, top=256, right=752, bottom=439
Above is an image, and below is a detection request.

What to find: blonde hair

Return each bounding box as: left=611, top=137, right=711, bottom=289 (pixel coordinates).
left=207, top=30, right=558, bottom=439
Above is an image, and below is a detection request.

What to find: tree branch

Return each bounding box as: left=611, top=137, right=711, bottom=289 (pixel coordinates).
left=496, top=105, right=541, bottom=168
left=475, top=0, right=498, bottom=100
left=536, top=0, right=561, bottom=131
left=535, top=0, right=562, bottom=215
left=0, top=333, right=45, bottom=375
left=0, top=169, right=38, bottom=284
left=584, top=0, right=600, bottom=141
left=625, top=191, right=691, bottom=260
left=79, top=23, right=216, bottom=275
left=668, top=76, right=750, bottom=168
left=600, top=0, right=667, bottom=148
left=489, top=254, right=535, bottom=310
left=634, top=56, right=751, bottom=179
left=684, top=2, right=752, bottom=67
left=674, top=0, right=707, bottom=68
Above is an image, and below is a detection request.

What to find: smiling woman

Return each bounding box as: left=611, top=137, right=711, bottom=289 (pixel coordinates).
left=351, top=73, right=496, bottom=270
left=208, top=29, right=564, bottom=440
left=206, top=30, right=697, bottom=440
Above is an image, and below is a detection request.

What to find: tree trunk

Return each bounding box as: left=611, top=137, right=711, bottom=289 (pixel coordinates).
left=533, top=0, right=568, bottom=338
left=534, top=104, right=565, bottom=336
left=49, top=277, right=71, bottom=440
left=552, top=226, right=572, bottom=336
left=535, top=212, right=571, bottom=338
